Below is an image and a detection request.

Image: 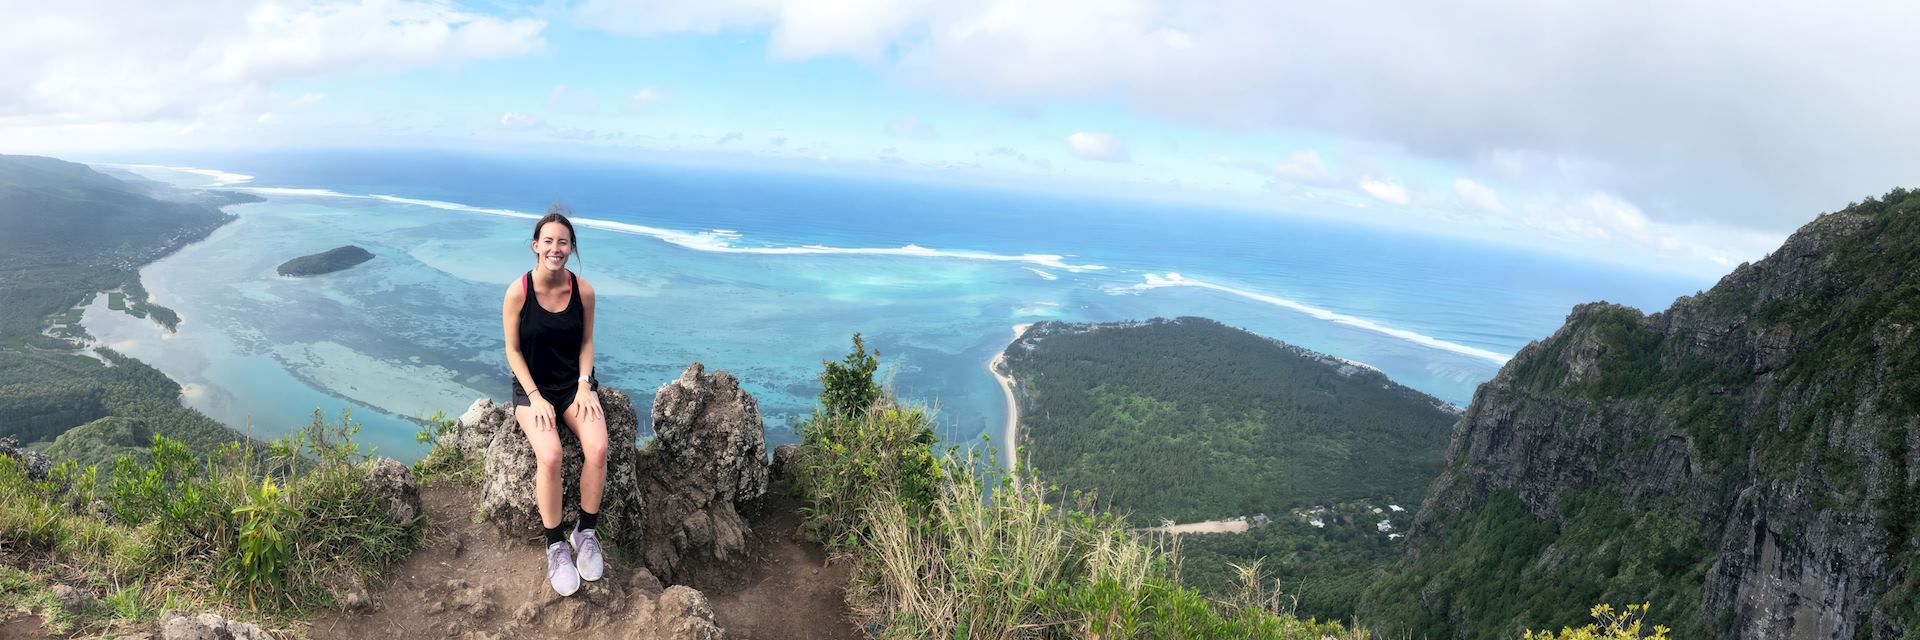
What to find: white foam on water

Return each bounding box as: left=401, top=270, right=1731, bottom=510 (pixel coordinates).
left=1107, top=272, right=1512, bottom=364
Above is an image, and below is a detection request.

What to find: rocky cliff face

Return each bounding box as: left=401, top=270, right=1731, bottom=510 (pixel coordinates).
left=1371, top=190, right=1920, bottom=639
left=449, top=363, right=772, bottom=586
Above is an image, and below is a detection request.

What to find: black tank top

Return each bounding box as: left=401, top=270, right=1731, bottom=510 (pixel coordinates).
left=519, top=270, right=587, bottom=397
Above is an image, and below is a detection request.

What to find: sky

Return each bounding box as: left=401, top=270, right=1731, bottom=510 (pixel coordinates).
left=4, top=0, right=1918, bottom=277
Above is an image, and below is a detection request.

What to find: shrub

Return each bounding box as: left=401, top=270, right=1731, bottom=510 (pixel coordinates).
left=850, top=452, right=1363, bottom=639
left=1526, top=603, right=1671, bottom=639
left=413, top=410, right=481, bottom=484
left=0, top=408, right=422, bottom=634
left=796, top=334, right=943, bottom=545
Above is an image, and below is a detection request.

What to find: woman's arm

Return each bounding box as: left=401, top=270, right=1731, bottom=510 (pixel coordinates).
left=503, top=279, right=556, bottom=430
left=575, top=276, right=601, bottom=421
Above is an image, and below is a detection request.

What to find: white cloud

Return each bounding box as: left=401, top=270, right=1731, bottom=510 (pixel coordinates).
left=571, top=0, right=1920, bottom=232
left=1067, top=132, right=1129, bottom=162
left=549, top=84, right=600, bottom=115
left=716, top=131, right=744, bottom=144
left=1359, top=177, right=1409, bottom=205
left=884, top=116, right=936, bottom=139
left=628, top=87, right=669, bottom=109
left=499, top=111, right=542, bottom=129
left=255, top=91, right=327, bottom=124
left=1453, top=178, right=1505, bottom=213
left=0, top=1, right=546, bottom=127
left=1272, top=150, right=1334, bottom=184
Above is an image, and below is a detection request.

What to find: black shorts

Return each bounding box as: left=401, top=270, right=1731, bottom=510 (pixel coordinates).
left=512, top=374, right=598, bottom=413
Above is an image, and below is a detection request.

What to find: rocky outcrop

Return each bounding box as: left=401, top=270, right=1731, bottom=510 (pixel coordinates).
left=461, top=389, right=647, bottom=553
left=360, top=458, right=422, bottom=525
left=1382, top=192, right=1920, bottom=639
left=157, top=611, right=275, bottom=640
left=636, top=363, right=771, bottom=584
left=0, top=436, right=54, bottom=480
left=457, top=363, right=771, bottom=585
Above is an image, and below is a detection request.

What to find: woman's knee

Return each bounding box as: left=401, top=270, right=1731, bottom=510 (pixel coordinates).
left=533, top=441, right=565, bottom=473
left=581, top=436, right=608, bottom=465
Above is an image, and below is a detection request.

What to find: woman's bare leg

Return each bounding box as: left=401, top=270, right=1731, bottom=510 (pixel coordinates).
left=517, top=405, right=566, bottom=529
left=562, top=401, right=610, bottom=515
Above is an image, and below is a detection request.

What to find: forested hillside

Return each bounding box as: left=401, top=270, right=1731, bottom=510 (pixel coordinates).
left=1000, top=317, right=1457, bottom=524
left=997, top=316, right=1458, bottom=623
left=0, top=155, right=257, bottom=466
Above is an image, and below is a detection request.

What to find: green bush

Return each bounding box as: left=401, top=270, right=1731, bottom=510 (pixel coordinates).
left=0, top=408, right=421, bottom=634
left=794, top=333, right=945, bottom=545
left=413, top=410, right=482, bottom=485
left=819, top=332, right=882, bottom=419
left=850, top=452, right=1362, bottom=639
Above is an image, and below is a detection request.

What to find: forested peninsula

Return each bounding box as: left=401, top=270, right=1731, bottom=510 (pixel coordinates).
left=0, top=155, right=259, bottom=468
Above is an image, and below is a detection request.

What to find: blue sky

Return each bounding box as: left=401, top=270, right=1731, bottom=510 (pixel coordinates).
left=5, top=1, right=1919, bottom=277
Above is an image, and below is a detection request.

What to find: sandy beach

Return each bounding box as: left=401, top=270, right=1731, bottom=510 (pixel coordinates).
left=989, top=323, right=1031, bottom=472
left=1138, top=518, right=1252, bottom=535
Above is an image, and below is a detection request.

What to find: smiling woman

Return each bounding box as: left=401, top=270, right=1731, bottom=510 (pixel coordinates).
left=500, top=203, right=611, bottom=597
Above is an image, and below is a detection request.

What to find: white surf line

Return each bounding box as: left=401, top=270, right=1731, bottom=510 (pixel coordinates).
left=236, top=186, right=1112, bottom=273
left=96, top=163, right=255, bottom=187
left=1025, top=267, right=1059, bottom=280
left=1109, top=273, right=1513, bottom=364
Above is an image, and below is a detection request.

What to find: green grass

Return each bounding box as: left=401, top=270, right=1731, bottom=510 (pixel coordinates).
left=0, top=410, right=420, bottom=636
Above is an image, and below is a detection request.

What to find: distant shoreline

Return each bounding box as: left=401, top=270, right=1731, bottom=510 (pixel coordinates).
left=988, top=323, right=1031, bottom=472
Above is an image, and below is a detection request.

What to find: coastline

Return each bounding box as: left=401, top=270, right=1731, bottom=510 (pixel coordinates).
left=988, top=323, right=1031, bottom=472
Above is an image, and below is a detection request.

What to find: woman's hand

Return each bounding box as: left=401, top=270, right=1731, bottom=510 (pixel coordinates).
left=577, top=383, right=603, bottom=423
left=528, top=394, right=558, bottom=432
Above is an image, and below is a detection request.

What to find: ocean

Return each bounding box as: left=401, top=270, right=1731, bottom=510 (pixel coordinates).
left=82, top=149, right=1713, bottom=460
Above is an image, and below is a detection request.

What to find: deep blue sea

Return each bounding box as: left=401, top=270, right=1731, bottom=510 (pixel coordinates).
left=81, top=150, right=1714, bottom=460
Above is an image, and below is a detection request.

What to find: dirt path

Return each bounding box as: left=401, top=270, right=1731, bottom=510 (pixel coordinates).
left=308, top=480, right=861, bottom=640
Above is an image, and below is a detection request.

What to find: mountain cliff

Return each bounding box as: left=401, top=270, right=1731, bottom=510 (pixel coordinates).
left=1362, top=189, right=1920, bottom=638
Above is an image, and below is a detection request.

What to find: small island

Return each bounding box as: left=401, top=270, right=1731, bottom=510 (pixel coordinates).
left=277, top=245, right=375, bottom=277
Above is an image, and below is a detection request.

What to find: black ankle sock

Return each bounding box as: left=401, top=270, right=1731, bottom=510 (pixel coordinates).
left=578, top=509, right=599, bottom=532
left=544, top=524, right=566, bottom=546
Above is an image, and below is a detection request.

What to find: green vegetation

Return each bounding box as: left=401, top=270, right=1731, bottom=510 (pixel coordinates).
left=1176, top=501, right=1410, bottom=623
left=0, top=155, right=261, bottom=463
left=276, top=245, right=374, bottom=277
left=1002, top=318, right=1455, bottom=525
left=996, top=317, right=1454, bottom=623
left=411, top=410, right=483, bottom=485
left=1359, top=188, right=1920, bottom=638
left=1526, top=604, right=1671, bottom=640
left=795, top=333, right=1369, bottom=639
left=0, top=411, right=418, bottom=636
left=793, top=333, right=944, bottom=546
left=1360, top=491, right=1708, bottom=638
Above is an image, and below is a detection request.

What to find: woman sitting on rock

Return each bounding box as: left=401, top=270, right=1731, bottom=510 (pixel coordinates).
left=502, top=206, right=608, bottom=596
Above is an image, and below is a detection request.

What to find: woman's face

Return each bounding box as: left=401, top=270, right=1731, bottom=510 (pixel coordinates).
left=532, top=221, right=574, bottom=270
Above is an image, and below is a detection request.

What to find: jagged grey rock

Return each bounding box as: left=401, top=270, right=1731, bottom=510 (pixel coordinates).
left=636, top=363, right=771, bottom=584
left=0, top=437, right=53, bottom=480
left=770, top=443, right=800, bottom=482
left=158, top=611, right=272, bottom=640
left=51, top=584, right=91, bottom=613
left=473, top=389, right=646, bottom=551
left=360, top=458, right=422, bottom=525
left=467, top=364, right=772, bottom=585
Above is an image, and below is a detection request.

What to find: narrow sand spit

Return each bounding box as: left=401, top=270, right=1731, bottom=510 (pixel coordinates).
left=989, top=324, right=1031, bottom=472
left=1140, top=519, right=1252, bottom=535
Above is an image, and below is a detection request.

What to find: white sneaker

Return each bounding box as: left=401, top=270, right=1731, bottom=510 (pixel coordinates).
left=546, top=541, right=580, bottom=596
left=571, top=527, right=604, bottom=582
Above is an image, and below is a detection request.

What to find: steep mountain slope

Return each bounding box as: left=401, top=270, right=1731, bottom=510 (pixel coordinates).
left=1362, top=189, right=1920, bottom=639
